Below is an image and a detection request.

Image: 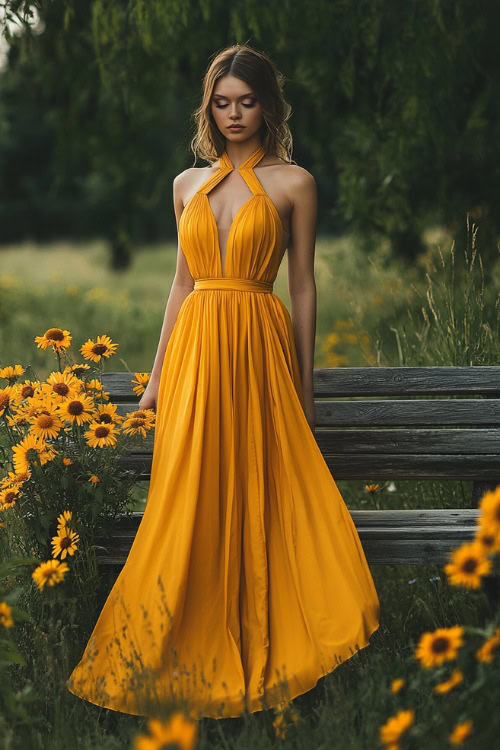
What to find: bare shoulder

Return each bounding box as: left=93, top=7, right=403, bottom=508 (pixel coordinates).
left=284, top=163, right=315, bottom=185
left=174, top=166, right=214, bottom=208
left=174, top=165, right=212, bottom=184
left=280, top=164, right=316, bottom=207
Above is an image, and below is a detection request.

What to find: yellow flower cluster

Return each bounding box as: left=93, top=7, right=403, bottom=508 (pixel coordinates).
left=0, top=330, right=156, bottom=503
left=379, top=706, right=474, bottom=748
left=379, top=485, right=500, bottom=747
left=27, top=511, right=79, bottom=590
left=0, top=328, right=156, bottom=592
left=0, top=601, right=14, bottom=628
left=133, top=712, right=198, bottom=750
left=442, top=485, right=500, bottom=588
left=271, top=699, right=301, bottom=740
left=319, top=320, right=373, bottom=367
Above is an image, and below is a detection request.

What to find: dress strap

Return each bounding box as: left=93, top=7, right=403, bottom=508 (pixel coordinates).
left=220, top=144, right=266, bottom=173
left=198, top=144, right=267, bottom=196
left=197, top=159, right=233, bottom=196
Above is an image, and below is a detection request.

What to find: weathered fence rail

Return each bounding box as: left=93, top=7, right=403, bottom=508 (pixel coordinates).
left=96, top=366, right=500, bottom=572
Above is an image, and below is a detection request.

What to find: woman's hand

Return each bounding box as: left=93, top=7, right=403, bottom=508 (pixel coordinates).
left=138, top=381, right=159, bottom=412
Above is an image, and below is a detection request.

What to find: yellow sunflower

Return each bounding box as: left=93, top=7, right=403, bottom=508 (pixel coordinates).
left=475, top=516, right=500, bottom=555
left=39, top=445, right=59, bottom=466
left=134, top=713, right=198, bottom=750
left=34, top=328, right=72, bottom=352
left=55, top=394, right=96, bottom=426
left=12, top=434, right=48, bottom=473
left=32, top=559, right=69, bottom=589
left=433, top=668, right=463, bottom=694
left=94, top=403, right=123, bottom=425
left=128, top=408, right=155, bottom=423
left=379, top=708, right=415, bottom=747
left=0, top=386, right=17, bottom=416
left=479, top=486, right=500, bottom=534
left=415, top=626, right=464, bottom=668
left=56, top=510, right=73, bottom=530
left=89, top=474, right=100, bottom=483
left=51, top=527, right=80, bottom=559
left=0, top=470, right=30, bottom=489
left=84, top=421, right=119, bottom=448
left=28, top=408, right=66, bottom=441
left=10, top=399, right=41, bottom=426
left=449, top=719, right=473, bottom=745
left=0, top=485, right=21, bottom=510
left=5, top=409, right=30, bottom=430
left=64, top=363, right=91, bottom=377
left=365, top=484, right=380, bottom=493
left=476, top=627, right=500, bottom=663
left=443, top=541, right=492, bottom=588
left=85, top=378, right=110, bottom=401
left=0, top=364, right=25, bottom=381
left=121, top=413, right=155, bottom=439
left=0, top=601, right=14, bottom=628
left=131, top=372, right=151, bottom=397
left=80, top=334, right=118, bottom=363
left=390, top=678, right=406, bottom=694
left=62, top=457, right=73, bottom=466
left=12, top=380, right=38, bottom=403
left=44, top=371, right=82, bottom=401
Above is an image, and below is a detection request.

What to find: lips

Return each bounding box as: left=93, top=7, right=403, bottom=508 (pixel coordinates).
left=228, top=125, right=244, bottom=129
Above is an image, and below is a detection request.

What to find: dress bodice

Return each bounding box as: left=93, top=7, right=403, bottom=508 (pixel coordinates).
left=178, top=144, right=285, bottom=283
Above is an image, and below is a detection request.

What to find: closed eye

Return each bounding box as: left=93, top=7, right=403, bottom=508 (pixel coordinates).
left=215, top=102, right=256, bottom=109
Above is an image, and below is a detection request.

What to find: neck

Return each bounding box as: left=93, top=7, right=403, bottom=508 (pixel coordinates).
left=224, top=140, right=264, bottom=168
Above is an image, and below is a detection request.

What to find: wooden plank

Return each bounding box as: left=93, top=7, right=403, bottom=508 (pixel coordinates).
left=313, top=429, right=500, bottom=454
left=315, top=454, right=500, bottom=481
left=94, top=509, right=480, bottom=569
left=314, top=399, right=500, bottom=425
left=361, top=540, right=472, bottom=565
left=313, top=366, right=500, bottom=397
left=101, top=366, right=500, bottom=400
left=113, top=399, right=500, bottom=426
left=350, top=509, right=480, bottom=527
left=118, top=428, right=500, bottom=456
left=115, top=451, right=500, bottom=481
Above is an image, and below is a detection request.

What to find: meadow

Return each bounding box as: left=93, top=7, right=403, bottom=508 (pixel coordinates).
left=1, top=222, right=499, bottom=749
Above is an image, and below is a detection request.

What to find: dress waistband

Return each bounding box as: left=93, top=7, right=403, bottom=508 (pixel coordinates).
left=193, top=278, right=274, bottom=293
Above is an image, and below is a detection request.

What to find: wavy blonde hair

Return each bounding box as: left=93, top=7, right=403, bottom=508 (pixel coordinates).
left=189, top=44, right=296, bottom=167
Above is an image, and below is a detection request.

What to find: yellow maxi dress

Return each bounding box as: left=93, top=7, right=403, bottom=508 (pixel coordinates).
left=66, top=144, right=380, bottom=719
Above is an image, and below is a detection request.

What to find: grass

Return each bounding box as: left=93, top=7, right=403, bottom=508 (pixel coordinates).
left=0, top=224, right=464, bottom=375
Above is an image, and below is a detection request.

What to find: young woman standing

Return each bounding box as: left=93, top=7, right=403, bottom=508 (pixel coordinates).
left=67, top=43, right=380, bottom=720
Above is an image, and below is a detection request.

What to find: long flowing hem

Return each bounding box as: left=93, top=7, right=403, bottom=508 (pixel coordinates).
left=66, top=618, right=380, bottom=720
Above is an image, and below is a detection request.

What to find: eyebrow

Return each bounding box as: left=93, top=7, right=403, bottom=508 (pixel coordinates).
left=212, top=93, right=255, bottom=99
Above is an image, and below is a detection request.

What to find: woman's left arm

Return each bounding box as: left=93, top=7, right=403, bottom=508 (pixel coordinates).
left=286, top=168, right=318, bottom=433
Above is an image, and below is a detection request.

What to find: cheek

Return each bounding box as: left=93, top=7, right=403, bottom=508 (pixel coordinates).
left=247, top=106, right=263, bottom=127
left=211, top=105, right=229, bottom=128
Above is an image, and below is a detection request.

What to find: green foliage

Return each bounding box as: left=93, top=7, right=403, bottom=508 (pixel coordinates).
left=1, top=0, right=499, bottom=265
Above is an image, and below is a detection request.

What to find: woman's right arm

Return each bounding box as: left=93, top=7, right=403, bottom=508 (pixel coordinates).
left=139, top=171, right=195, bottom=412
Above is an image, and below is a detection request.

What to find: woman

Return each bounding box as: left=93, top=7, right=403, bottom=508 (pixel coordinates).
left=67, top=43, right=380, bottom=720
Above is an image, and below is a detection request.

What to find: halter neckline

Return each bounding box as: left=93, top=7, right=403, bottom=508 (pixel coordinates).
left=219, top=144, right=266, bottom=172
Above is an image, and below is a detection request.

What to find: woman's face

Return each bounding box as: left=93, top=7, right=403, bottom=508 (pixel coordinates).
left=210, top=75, right=263, bottom=143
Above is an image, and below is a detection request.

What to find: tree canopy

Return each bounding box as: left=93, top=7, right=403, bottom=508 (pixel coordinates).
left=1, top=0, right=499, bottom=267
